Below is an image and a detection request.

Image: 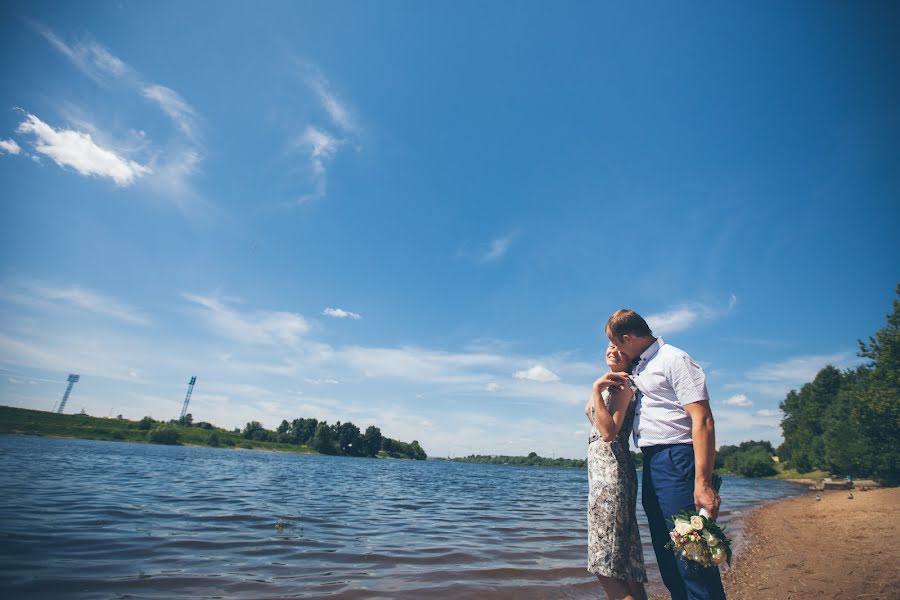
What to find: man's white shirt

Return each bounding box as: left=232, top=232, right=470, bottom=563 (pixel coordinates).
left=631, top=337, right=709, bottom=448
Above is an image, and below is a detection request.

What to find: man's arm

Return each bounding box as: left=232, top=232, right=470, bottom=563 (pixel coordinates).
left=683, top=400, right=720, bottom=519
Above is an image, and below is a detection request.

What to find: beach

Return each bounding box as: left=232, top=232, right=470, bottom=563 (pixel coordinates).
left=718, top=486, right=900, bottom=600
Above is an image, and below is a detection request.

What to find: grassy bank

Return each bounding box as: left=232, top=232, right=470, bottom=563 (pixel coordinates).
left=0, top=405, right=315, bottom=453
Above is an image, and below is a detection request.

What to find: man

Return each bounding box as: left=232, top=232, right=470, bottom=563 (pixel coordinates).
left=606, top=308, right=726, bottom=600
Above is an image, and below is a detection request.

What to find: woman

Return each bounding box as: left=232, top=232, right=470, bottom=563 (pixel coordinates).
left=584, top=343, right=647, bottom=600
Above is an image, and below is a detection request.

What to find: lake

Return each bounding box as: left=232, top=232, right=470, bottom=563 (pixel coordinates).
left=0, top=435, right=805, bottom=599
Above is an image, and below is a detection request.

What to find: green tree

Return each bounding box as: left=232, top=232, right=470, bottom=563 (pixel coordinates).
left=334, top=421, right=362, bottom=455
left=138, top=416, right=154, bottom=430
left=242, top=421, right=265, bottom=440
left=290, top=418, right=318, bottom=445
left=362, top=425, right=382, bottom=457
left=310, top=421, right=337, bottom=454
left=207, top=431, right=221, bottom=447
left=148, top=425, right=180, bottom=445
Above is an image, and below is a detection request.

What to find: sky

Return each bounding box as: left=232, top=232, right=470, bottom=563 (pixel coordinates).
left=0, top=1, right=897, bottom=459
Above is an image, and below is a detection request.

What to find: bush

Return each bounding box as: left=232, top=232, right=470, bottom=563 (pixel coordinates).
left=224, top=437, right=236, bottom=447
left=726, top=451, right=776, bottom=477
left=207, top=432, right=220, bottom=447
left=147, top=425, right=181, bottom=445
left=138, top=416, right=154, bottom=431
left=112, top=431, right=125, bottom=440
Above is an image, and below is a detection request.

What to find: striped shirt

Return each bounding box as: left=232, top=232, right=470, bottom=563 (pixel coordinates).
left=631, top=337, right=709, bottom=448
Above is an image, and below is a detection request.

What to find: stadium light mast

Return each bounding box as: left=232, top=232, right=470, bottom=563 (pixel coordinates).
left=57, top=374, right=80, bottom=414
left=180, top=376, right=197, bottom=422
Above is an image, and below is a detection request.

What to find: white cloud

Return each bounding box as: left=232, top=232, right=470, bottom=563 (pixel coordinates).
left=744, top=352, right=852, bottom=383
left=30, top=23, right=204, bottom=210
left=1, top=280, right=151, bottom=326
left=480, top=234, right=515, bottom=263
left=305, top=378, right=339, bottom=385
left=183, top=294, right=310, bottom=347
left=323, top=307, right=361, bottom=320
left=756, top=409, right=781, bottom=418
left=485, top=382, right=501, bottom=392
left=16, top=113, right=151, bottom=186
left=722, top=394, right=753, bottom=407
left=142, top=85, right=199, bottom=141
left=513, top=365, right=560, bottom=383
left=32, top=22, right=132, bottom=84
left=307, top=74, right=356, bottom=132
left=724, top=351, right=859, bottom=399
left=0, top=139, right=21, bottom=155
left=645, top=294, right=737, bottom=335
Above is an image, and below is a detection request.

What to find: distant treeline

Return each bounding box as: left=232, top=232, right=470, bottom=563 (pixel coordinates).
left=451, top=451, right=645, bottom=469
left=0, top=407, right=426, bottom=460
left=236, top=417, right=426, bottom=460
left=776, top=286, right=899, bottom=486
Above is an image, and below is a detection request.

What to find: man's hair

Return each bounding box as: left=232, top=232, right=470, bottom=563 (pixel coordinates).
left=606, top=309, right=653, bottom=339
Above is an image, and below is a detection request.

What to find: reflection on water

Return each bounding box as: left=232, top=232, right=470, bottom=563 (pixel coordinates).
left=0, top=435, right=804, bottom=599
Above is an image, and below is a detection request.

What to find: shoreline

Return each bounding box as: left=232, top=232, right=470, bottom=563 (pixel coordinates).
left=721, top=486, right=899, bottom=599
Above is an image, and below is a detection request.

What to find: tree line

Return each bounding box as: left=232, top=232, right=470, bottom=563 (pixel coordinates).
left=776, top=286, right=899, bottom=485
left=140, top=413, right=427, bottom=460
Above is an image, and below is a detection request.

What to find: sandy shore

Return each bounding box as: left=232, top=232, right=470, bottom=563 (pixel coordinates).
left=720, top=487, right=900, bottom=600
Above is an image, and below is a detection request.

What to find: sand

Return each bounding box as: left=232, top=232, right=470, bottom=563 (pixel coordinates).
left=720, top=486, right=900, bottom=600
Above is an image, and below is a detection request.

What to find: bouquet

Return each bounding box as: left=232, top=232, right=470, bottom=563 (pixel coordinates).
left=666, top=473, right=732, bottom=568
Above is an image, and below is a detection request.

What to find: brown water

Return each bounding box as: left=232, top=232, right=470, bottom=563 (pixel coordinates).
left=0, top=435, right=804, bottom=599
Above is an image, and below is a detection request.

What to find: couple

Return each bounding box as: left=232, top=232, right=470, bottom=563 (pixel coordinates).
left=585, top=309, right=726, bottom=600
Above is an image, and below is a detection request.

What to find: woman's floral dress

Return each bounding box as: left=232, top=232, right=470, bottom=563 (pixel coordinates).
left=587, top=390, right=647, bottom=582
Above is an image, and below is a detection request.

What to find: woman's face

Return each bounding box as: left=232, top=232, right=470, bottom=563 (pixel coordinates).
left=605, top=343, right=630, bottom=372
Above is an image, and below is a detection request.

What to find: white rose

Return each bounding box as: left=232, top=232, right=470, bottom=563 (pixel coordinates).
left=705, top=531, right=719, bottom=546
left=690, top=515, right=704, bottom=530
left=675, top=521, right=693, bottom=536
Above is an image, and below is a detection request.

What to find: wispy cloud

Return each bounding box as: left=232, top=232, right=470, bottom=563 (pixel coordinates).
left=0, top=279, right=151, bottom=326
left=141, top=85, right=199, bottom=142
left=289, top=126, right=342, bottom=203
left=646, top=294, right=737, bottom=335
left=0, top=139, right=21, bottom=155
left=305, top=378, right=339, bottom=385
left=724, top=351, right=859, bottom=399
left=183, top=293, right=310, bottom=347
left=323, top=307, right=361, bottom=320
left=31, top=21, right=132, bottom=84
left=480, top=234, right=515, bottom=263
left=16, top=113, right=151, bottom=186
left=513, top=365, right=560, bottom=383
left=756, top=409, right=781, bottom=418
left=27, top=23, right=204, bottom=211
left=722, top=393, right=753, bottom=407
left=305, top=71, right=356, bottom=133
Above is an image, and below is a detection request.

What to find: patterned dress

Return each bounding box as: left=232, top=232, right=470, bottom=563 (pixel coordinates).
left=587, top=390, right=647, bottom=582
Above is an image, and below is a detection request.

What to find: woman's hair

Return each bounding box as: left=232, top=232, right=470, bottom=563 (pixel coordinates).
left=606, top=308, right=653, bottom=339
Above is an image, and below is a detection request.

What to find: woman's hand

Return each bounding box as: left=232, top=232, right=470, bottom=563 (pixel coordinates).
left=592, top=372, right=630, bottom=393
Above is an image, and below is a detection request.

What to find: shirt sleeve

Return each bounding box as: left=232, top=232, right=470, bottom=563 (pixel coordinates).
left=668, top=354, right=709, bottom=406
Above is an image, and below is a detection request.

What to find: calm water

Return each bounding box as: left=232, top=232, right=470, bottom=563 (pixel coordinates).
left=0, top=435, right=805, bottom=599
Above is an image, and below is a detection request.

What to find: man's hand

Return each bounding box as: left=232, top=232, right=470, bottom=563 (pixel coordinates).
left=694, top=480, right=721, bottom=520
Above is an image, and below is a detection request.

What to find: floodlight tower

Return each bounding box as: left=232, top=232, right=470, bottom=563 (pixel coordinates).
left=57, top=374, right=80, bottom=414
left=180, top=376, right=197, bottom=422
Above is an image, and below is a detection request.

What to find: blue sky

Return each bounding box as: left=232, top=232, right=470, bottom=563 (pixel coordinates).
left=1, top=1, right=897, bottom=458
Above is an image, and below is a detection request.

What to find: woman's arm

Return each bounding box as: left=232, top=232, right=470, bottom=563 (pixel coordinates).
left=590, top=372, right=634, bottom=442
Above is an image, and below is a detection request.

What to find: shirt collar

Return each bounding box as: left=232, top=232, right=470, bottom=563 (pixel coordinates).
left=636, top=337, right=664, bottom=367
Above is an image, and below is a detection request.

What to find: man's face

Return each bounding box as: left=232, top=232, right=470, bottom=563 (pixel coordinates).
left=606, top=327, right=639, bottom=358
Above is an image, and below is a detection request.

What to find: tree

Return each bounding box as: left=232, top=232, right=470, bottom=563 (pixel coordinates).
left=148, top=425, right=180, bottom=445
left=242, top=421, right=265, bottom=440
left=362, top=425, right=382, bottom=457
left=310, top=421, right=337, bottom=454
left=138, top=416, right=154, bottom=430
left=290, top=418, right=318, bottom=445
left=179, top=413, right=193, bottom=427
left=335, top=421, right=362, bottom=455
left=277, top=419, right=291, bottom=435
